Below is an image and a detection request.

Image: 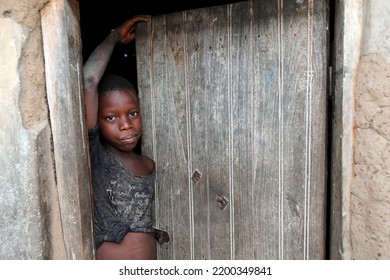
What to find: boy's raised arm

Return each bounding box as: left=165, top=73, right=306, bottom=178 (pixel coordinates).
left=83, top=15, right=151, bottom=129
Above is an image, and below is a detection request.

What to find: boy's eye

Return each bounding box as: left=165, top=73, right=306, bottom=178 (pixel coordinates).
left=106, top=116, right=115, bottom=121
left=129, top=112, right=138, bottom=117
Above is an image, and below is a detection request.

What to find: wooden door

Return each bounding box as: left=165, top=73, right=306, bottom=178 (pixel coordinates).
left=136, top=0, right=327, bottom=260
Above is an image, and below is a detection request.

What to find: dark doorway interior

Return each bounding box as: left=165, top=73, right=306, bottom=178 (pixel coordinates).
left=79, top=0, right=241, bottom=86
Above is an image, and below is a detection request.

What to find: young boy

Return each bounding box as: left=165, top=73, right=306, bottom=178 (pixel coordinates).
left=83, top=16, right=168, bottom=260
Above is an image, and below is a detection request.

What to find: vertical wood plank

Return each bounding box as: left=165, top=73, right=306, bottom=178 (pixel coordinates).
left=184, top=13, right=209, bottom=258
left=185, top=6, right=231, bottom=260
left=308, top=0, right=327, bottom=259
left=41, top=0, right=94, bottom=259
left=280, top=0, right=310, bottom=259
left=164, top=12, right=193, bottom=260
left=136, top=21, right=154, bottom=170
left=137, top=13, right=193, bottom=259
left=252, top=0, right=281, bottom=259
left=149, top=15, right=174, bottom=259
left=280, top=0, right=327, bottom=259
left=230, top=0, right=255, bottom=259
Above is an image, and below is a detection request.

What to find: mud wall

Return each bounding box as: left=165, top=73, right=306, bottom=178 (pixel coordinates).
left=352, top=0, right=390, bottom=259
left=0, top=0, right=65, bottom=259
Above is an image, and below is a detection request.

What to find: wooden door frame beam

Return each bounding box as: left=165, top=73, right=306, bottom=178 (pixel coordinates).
left=329, top=0, right=363, bottom=260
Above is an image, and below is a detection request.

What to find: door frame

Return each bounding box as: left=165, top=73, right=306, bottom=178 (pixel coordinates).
left=41, top=0, right=361, bottom=259
left=328, top=0, right=363, bottom=260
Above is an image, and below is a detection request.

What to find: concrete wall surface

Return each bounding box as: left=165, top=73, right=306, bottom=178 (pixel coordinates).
left=352, top=0, right=390, bottom=259
left=0, top=0, right=65, bottom=259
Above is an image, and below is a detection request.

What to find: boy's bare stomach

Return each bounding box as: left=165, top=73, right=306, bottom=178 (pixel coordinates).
left=96, top=232, right=156, bottom=260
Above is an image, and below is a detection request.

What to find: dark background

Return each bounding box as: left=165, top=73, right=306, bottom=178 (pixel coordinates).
left=79, top=0, right=241, bottom=85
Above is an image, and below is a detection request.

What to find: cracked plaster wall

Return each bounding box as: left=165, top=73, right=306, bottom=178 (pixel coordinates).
left=0, top=0, right=65, bottom=259
left=352, top=0, right=390, bottom=259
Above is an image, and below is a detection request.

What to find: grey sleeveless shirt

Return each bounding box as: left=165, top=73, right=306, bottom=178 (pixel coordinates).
left=88, top=127, right=155, bottom=249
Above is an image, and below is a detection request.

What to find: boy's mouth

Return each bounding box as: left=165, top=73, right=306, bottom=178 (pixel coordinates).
left=121, top=134, right=137, bottom=143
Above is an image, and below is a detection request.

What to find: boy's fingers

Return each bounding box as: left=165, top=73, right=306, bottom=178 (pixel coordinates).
left=128, top=15, right=151, bottom=24
left=129, top=16, right=146, bottom=22
left=133, top=15, right=151, bottom=20
left=116, top=16, right=151, bottom=44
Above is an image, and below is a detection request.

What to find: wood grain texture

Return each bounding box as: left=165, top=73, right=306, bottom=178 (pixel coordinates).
left=136, top=0, right=327, bottom=260
left=41, top=0, right=94, bottom=259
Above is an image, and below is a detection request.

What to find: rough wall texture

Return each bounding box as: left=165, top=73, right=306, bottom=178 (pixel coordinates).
left=353, top=54, right=390, bottom=259
left=0, top=0, right=65, bottom=259
left=1, top=0, right=49, bottom=129
left=352, top=0, right=390, bottom=259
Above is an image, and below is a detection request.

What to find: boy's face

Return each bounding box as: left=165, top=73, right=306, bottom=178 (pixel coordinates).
left=98, top=89, right=142, bottom=153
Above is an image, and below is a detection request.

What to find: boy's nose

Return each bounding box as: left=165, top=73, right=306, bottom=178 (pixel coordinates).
left=119, top=117, right=132, bottom=130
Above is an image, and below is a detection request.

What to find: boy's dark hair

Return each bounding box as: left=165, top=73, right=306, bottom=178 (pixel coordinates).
left=98, top=74, right=137, bottom=97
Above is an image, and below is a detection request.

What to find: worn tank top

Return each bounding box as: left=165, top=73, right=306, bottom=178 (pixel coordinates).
left=88, top=127, right=155, bottom=249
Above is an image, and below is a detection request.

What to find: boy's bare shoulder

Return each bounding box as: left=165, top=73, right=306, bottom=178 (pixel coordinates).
left=140, top=154, right=155, bottom=174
